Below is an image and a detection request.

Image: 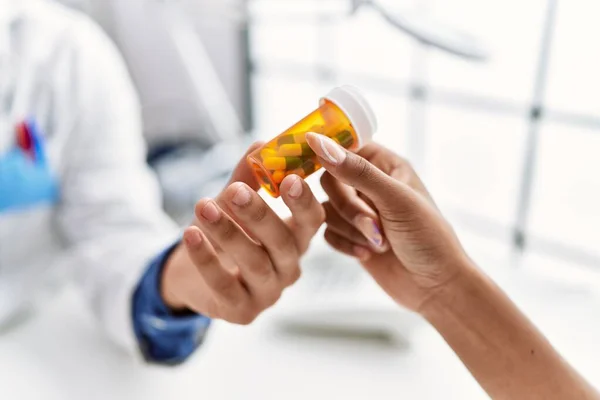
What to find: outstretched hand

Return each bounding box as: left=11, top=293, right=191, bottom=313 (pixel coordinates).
left=161, top=142, right=325, bottom=323
left=306, top=133, right=469, bottom=312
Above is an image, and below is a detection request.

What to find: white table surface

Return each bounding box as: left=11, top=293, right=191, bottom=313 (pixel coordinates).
left=2, top=239, right=600, bottom=400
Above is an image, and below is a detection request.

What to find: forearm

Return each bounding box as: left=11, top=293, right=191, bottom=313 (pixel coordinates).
left=421, top=261, right=599, bottom=400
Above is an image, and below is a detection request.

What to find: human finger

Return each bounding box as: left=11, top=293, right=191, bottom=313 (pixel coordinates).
left=279, top=174, right=326, bottom=254
left=305, top=133, right=421, bottom=219
left=182, top=226, right=248, bottom=308
left=322, top=201, right=371, bottom=248
left=194, top=198, right=280, bottom=305
left=324, top=228, right=372, bottom=262
left=320, top=172, right=387, bottom=252
left=226, top=141, right=265, bottom=191
left=219, top=183, right=301, bottom=286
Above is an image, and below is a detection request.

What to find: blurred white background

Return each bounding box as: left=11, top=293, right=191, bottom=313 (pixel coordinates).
left=249, top=0, right=600, bottom=285
left=3, top=1, right=600, bottom=399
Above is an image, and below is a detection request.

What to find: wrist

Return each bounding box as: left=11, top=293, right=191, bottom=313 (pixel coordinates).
left=160, top=244, right=188, bottom=311
left=417, top=255, right=481, bottom=320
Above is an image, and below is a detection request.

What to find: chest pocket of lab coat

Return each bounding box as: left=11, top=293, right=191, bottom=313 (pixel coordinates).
left=0, top=137, right=60, bottom=269
left=0, top=144, right=61, bottom=325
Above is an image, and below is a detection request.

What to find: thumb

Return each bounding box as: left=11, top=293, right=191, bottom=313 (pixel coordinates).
left=306, top=133, right=405, bottom=207
left=227, top=141, right=264, bottom=191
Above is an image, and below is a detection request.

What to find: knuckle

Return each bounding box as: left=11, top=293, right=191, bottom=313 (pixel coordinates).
left=354, top=156, right=372, bottom=180
left=274, top=256, right=300, bottom=284
left=315, top=206, right=326, bottom=226
left=191, top=241, right=215, bottom=265
left=197, top=246, right=218, bottom=266
left=299, top=199, right=326, bottom=229
left=276, top=230, right=298, bottom=255
left=249, top=202, right=269, bottom=223
left=264, top=290, right=282, bottom=308
left=285, top=266, right=302, bottom=286
left=219, top=218, right=238, bottom=240
left=295, top=183, right=315, bottom=207
left=248, top=257, right=274, bottom=281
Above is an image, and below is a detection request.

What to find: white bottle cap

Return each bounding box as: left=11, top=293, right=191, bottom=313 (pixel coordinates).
left=321, top=85, right=378, bottom=148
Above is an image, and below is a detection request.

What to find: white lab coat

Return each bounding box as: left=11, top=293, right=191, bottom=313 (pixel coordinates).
left=0, top=0, right=179, bottom=354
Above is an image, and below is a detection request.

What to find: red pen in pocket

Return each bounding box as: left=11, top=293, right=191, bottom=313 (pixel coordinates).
left=15, top=120, right=36, bottom=160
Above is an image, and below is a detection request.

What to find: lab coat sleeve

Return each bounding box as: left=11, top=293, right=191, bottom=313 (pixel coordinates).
left=54, top=16, right=181, bottom=356
left=133, top=242, right=211, bottom=364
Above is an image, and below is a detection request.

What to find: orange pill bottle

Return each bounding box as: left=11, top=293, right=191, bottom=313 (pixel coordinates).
left=247, top=86, right=377, bottom=197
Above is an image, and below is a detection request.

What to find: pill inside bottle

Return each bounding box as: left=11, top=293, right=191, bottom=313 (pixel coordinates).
left=247, top=86, right=378, bottom=197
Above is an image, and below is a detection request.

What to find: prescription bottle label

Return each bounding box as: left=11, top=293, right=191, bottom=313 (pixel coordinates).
left=247, top=86, right=377, bottom=197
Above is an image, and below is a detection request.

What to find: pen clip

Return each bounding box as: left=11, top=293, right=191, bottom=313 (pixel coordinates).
left=15, top=119, right=45, bottom=164
left=15, top=120, right=34, bottom=160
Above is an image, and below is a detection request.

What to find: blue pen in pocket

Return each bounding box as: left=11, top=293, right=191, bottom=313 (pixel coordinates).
left=0, top=118, right=58, bottom=213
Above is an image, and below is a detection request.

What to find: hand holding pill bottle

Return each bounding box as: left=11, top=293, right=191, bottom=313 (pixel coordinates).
left=247, top=86, right=378, bottom=197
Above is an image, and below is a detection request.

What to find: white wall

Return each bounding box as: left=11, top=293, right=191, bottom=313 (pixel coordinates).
left=55, top=0, right=251, bottom=147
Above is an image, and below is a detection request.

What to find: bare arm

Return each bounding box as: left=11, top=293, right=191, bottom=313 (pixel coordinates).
left=423, top=263, right=598, bottom=400
left=305, top=134, right=599, bottom=399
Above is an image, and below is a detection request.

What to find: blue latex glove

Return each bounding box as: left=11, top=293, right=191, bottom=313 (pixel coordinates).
left=0, top=120, right=58, bottom=213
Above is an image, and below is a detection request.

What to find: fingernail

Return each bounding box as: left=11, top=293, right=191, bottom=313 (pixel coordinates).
left=353, top=245, right=372, bottom=261
left=288, top=176, right=303, bottom=198
left=306, top=132, right=346, bottom=166
left=232, top=184, right=251, bottom=206
left=185, top=229, right=203, bottom=247
left=201, top=201, right=221, bottom=222
left=354, top=215, right=385, bottom=250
